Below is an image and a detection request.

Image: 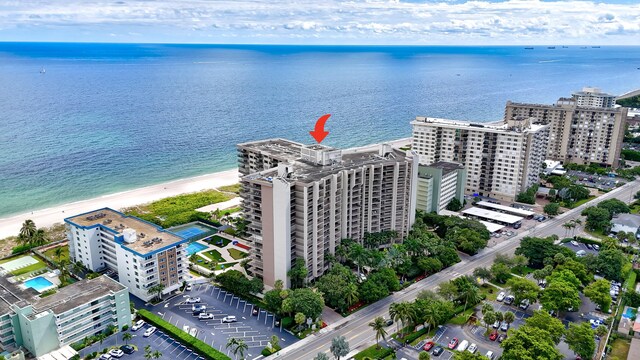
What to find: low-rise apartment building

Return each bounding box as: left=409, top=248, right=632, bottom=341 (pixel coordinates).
left=416, top=162, right=466, bottom=214
left=238, top=139, right=418, bottom=288
left=0, top=275, right=131, bottom=358
left=504, top=87, right=627, bottom=167
left=411, top=117, right=549, bottom=201
left=65, top=208, right=188, bottom=301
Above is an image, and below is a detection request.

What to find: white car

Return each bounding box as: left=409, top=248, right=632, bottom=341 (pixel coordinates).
left=571, top=240, right=579, bottom=246
left=496, top=292, right=506, bottom=302
left=185, top=284, right=193, bottom=291
left=99, top=354, right=112, bottom=360
left=222, top=316, right=237, bottom=323
left=109, top=349, right=124, bottom=358
left=467, top=343, right=478, bottom=353
left=186, top=297, right=201, bottom=304
left=198, top=313, right=214, bottom=320
left=143, top=326, right=157, bottom=337
left=486, top=351, right=495, bottom=360
left=457, top=340, right=469, bottom=352
left=132, top=319, right=145, bottom=331
left=192, top=304, right=206, bottom=313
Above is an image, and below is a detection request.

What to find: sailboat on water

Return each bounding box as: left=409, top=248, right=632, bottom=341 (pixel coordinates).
left=39, top=67, right=46, bottom=74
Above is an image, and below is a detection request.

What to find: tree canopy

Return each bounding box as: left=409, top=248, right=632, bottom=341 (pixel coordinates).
left=584, top=279, right=612, bottom=313
left=500, top=325, right=563, bottom=360
left=523, top=310, right=565, bottom=344
left=565, top=322, right=596, bottom=360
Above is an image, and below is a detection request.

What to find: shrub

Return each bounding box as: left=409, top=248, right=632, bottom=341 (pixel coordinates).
left=137, top=309, right=230, bottom=360
left=122, top=325, right=129, bottom=331
left=281, top=317, right=293, bottom=329
left=11, top=243, right=37, bottom=254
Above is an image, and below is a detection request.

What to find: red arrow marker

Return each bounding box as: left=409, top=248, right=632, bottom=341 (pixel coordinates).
left=309, top=114, right=331, bottom=143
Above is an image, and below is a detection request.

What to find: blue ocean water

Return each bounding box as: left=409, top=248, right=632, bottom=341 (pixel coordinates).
left=1, top=43, right=640, bottom=217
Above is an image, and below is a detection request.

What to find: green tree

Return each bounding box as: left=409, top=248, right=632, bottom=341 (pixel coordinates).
left=446, top=197, right=463, bottom=211
left=547, top=269, right=582, bottom=290
left=500, top=326, right=563, bottom=360
left=287, top=258, right=308, bottom=289
left=503, top=311, right=515, bottom=327
left=419, top=352, right=431, bottom=360
left=473, top=267, right=492, bottom=283
left=506, top=277, right=540, bottom=304
left=437, top=281, right=458, bottom=302
left=483, top=311, right=497, bottom=333
left=581, top=207, right=611, bottom=231
left=344, top=283, right=359, bottom=308
left=359, top=279, right=389, bottom=304
left=122, top=332, right=132, bottom=345
left=349, top=243, right=370, bottom=276
left=226, top=338, right=248, bottom=360
left=418, top=257, right=443, bottom=275
left=330, top=336, right=349, bottom=360
left=144, top=345, right=153, bottom=360
left=540, top=280, right=581, bottom=312
left=389, top=301, right=416, bottom=336
left=565, top=322, right=596, bottom=360
left=18, top=219, right=37, bottom=245
left=315, top=353, right=330, bottom=360
left=523, top=310, right=565, bottom=344
left=447, top=228, right=488, bottom=255
left=368, top=316, right=388, bottom=349
left=147, top=283, right=165, bottom=302
left=584, top=279, right=612, bottom=312
left=316, top=264, right=358, bottom=312
left=453, top=352, right=490, bottom=360
left=596, top=249, right=627, bottom=281
left=490, top=262, right=511, bottom=284
left=595, top=325, right=608, bottom=338
left=543, top=203, right=560, bottom=216
left=554, top=259, right=591, bottom=286
left=151, top=350, right=162, bottom=359
left=515, top=237, right=560, bottom=268
left=597, top=198, right=630, bottom=216
left=288, top=288, right=324, bottom=319
left=264, top=288, right=285, bottom=315
left=294, top=312, right=306, bottom=328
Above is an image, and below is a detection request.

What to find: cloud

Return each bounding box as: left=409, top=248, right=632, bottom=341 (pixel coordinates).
left=0, top=0, right=639, bottom=44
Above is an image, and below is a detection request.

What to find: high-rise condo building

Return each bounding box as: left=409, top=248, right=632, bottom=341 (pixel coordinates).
left=0, top=275, right=131, bottom=357
left=65, top=208, right=188, bottom=301
left=504, top=87, right=627, bottom=167
left=237, top=139, right=418, bottom=288
left=411, top=117, right=549, bottom=201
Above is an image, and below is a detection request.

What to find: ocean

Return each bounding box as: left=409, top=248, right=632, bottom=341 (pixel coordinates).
left=1, top=43, right=639, bottom=217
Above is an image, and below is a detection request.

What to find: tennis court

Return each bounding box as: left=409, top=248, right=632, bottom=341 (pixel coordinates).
left=0, top=255, right=39, bottom=272
left=168, top=222, right=217, bottom=240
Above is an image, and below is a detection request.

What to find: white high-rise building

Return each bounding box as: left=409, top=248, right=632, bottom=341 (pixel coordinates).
left=411, top=117, right=549, bottom=201
left=65, top=208, right=188, bottom=301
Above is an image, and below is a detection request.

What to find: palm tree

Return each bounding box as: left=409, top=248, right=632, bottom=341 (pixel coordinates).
left=19, top=219, right=37, bottom=244
left=481, top=302, right=493, bottom=317
left=422, top=303, right=439, bottom=333
left=494, top=311, right=504, bottom=324
left=58, top=259, right=69, bottom=285
left=345, top=283, right=359, bottom=308
left=147, top=283, right=165, bottom=302
left=144, top=345, right=153, bottom=360
left=483, top=311, right=497, bottom=333
left=503, top=311, right=515, bottom=328
left=226, top=338, right=248, bottom=360
left=389, top=301, right=415, bottom=337
left=54, top=246, right=64, bottom=264
left=368, top=316, right=388, bottom=349
left=151, top=350, right=162, bottom=359
left=349, top=243, right=368, bottom=276
left=122, top=332, right=132, bottom=345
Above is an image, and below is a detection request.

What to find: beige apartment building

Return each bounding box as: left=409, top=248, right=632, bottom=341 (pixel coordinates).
left=411, top=117, right=549, bottom=201
left=237, top=139, right=418, bottom=288
left=504, top=87, right=627, bottom=167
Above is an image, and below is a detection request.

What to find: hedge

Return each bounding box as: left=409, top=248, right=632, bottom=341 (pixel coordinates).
left=137, top=309, right=230, bottom=360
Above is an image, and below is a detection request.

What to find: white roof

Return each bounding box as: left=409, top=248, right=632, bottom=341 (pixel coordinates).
left=476, top=201, right=535, bottom=217
left=462, top=207, right=523, bottom=224
left=477, top=220, right=505, bottom=233
left=37, top=346, right=78, bottom=360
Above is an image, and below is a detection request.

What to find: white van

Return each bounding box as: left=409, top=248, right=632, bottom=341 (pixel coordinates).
left=457, top=340, right=469, bottom=352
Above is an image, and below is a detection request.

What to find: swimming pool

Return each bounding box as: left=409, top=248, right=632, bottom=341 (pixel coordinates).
left=623, top=307, right=636, bottom=319
left=186, top=242, right=208, bottom=256
left=24, top=276, right=55, bottom=292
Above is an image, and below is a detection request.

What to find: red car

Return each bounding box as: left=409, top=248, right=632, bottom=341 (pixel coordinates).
left=489, top=331, right=499, bottom=341
left=448, top=338, right=459, bottom=349
left=423, top=341, right=435, bottom=351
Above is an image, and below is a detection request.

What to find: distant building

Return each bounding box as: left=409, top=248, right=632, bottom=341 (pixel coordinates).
left=411, top=116, right=549, bottom=201
left=611, top=214, right=640, bottom=236
left=238, top=139, right=418, bottom=288
left=504, top=87, right=628, bottom=167
left=416, top=162, right=466, bottom=214
left=0, top=275, right=131, bottom=357
left=65, top=208, right=189, bottom=301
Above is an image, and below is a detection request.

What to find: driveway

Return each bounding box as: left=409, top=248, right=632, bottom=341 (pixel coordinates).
left=561, top=241, right=599, bottom=256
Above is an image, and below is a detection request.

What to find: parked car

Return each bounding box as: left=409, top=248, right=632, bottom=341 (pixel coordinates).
left=489, top=331, right=499, bottom=341
left=109, top=349, right=124, bottom=358
left=496, top=292, right=506, bottom=302
left=98, top=354, right=112, bottom=360
left=186, top=297, right=201, bottom=304
left=185, top=284, right=193, bottom=291
left=120, top=345, right=135, bottom=355
left=520, top=299, right=530, bottom=310
left=252, top=307, right=260, bottom=316
left=432, top=346, right=444, bottom=356
left=504, top=295, right=515, bottom=305
left=143, top=326, right=156, bottom=337
left=457, top=340, right=469, bottom=352
left=448, top=338, right=459, bottom=349
left=571, top=240, right=579, bottom=246
left=467, top=343, right=478, bottom=353
left=198, top=313, right=214, bottom=320
left=498, top=334, right=507, bottom=343
left=492, top=320, right=500, bottom=329
left=486, top=351, right=495, bottom=360
left=576, top=250, right=587, bottom=257
left=384, top=318, right=393, bottom=327
left=586, top=243, right=593, bottom=250
left=222, top=316, right=237, bottom=323
left=593, top=244, right=600, bottom=251
left=192, top=304, right=206, bottom=313
left=131, top=319, right=145, bottom=331
left=500, top=322, right=510, bottom=331
left=423, top=341, right=435, bottom=351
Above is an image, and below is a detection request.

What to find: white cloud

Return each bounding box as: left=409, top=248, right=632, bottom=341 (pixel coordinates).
left=0, top=0, right=639, bottom=44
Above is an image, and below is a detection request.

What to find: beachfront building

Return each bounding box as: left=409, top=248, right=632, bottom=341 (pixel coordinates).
left=65, top=208, right=188, bottom=301
left=504, top=87, right=627, bottom=167
left=416, top=162, right=466, bottom=214
left=411, top=116, right=549, bottom=201
left=238, top=139, right=418, bottom=288
left=0, top=275, right=131, bottom=358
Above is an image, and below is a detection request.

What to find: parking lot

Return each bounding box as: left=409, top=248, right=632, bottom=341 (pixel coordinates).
left=153, top=282, right=298, bottom=357
left=561, top=241, right=599, bottom=256
left=80, top=324, right=203, bottom=360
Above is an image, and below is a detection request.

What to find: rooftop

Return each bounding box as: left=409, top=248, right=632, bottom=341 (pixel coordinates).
left=65, top=208, right=185, bottom=255
left=461, top=207, right=523, bottom=224
left=425, top=161, right=465, bottom=175
left=32, top=275, right=125, bottom=316
left=612, top=213, right=640, bottom=228
left=237, top=138, right=303, bottom=162
left=629, top=338, right=640, bottom=360
left=0, top=273, right=35, bottom=315
left=412, top=116, right=546, bottom=134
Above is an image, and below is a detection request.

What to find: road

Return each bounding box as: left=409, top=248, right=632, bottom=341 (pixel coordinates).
left=272, top=179, right=640, bottom=359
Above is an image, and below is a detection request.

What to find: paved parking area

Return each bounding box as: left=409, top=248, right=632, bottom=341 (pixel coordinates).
left=562, top=241, right=599, bottom=255
left=80, top=325, right=203, bottom=360
left=153, top=282, right=298, bottom=358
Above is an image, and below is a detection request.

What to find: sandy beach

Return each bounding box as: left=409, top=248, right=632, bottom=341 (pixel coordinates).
left=0, top=169, right=240, bottom=239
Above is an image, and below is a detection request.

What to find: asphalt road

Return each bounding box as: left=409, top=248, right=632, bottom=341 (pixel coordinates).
left=273, top=179, right=640, bottom=359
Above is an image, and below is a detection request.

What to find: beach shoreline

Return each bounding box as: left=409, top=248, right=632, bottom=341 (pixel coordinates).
left=0, top=168, right=240, bottom=239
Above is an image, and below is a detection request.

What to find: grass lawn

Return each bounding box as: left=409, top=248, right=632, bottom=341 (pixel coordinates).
left=479, top=283, right=500, bottom=301
left=215, top=262, right=237, bottom=270
left=610, top=338, right=630, bottom=359
left=217, top=184, right=240, bottom=194
left=2, top=255, right=49, bottom=276
left=189, top=269, right=203, bottom=278
left=449, top=308, right=475, bottom=326
left=511, top=265, right=535, bottom=276
left=353, top=344, right=394, bottom=360
left=205, top=249, right=225, bottom=262
left=206, top=235, right=231, bottom=248
left=409, top=327, right=438, bottom=346
left=43, top=245, right=69, bottom=263
left=227, top=248, right=247, bottom=260
left=565, top=196, right=596, bottom=209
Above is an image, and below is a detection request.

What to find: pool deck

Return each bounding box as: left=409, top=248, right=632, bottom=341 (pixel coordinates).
left=189, top=238, right=247, bottom=275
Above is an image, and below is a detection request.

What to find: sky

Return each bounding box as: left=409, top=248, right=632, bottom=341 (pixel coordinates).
left=1, top=0, right=640, bottom=45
